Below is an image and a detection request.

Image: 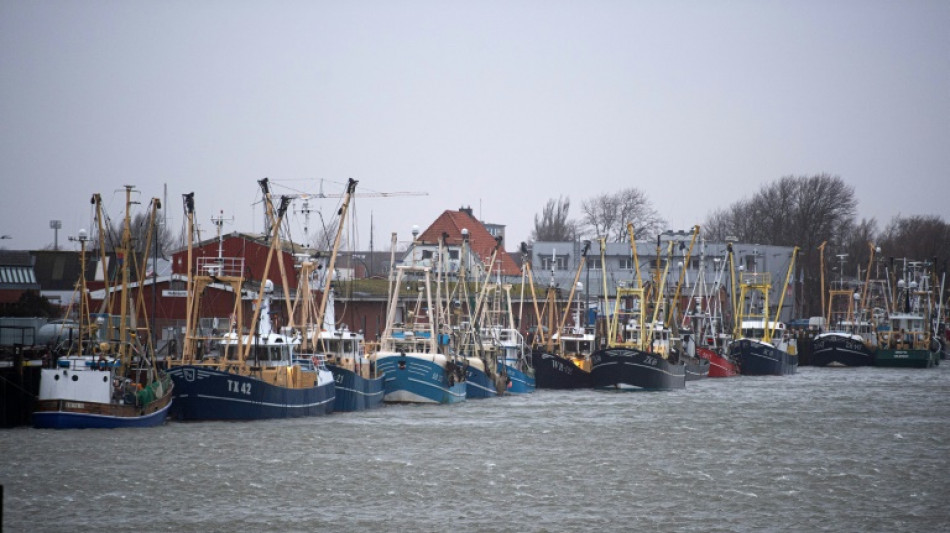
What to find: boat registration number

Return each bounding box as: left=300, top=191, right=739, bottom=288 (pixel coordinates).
left=227, top=380, right=252, bottom=395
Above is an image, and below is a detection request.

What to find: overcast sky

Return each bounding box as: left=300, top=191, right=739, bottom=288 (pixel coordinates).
left=2, top=1, right=948, bottom=254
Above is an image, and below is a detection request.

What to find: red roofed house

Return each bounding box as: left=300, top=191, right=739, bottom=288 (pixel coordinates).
left=400, top=207, right=521, bottom=279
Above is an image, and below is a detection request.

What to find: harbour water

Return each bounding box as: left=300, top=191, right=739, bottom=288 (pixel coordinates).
left=2, top=365, right=949, bottom=532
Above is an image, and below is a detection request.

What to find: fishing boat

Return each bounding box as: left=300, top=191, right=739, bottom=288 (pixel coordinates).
left=875, top=259, right=940, bottom=368
left=681, top=238, right=738, bottom=377
left=371, top=264, right=467, bottom=403
left=311, top=295, right=383, bottom=411
left=295, top=178, right=383, bottom=412
left=531, top=242, right=594, bottom=389
left=727, top=246, right=800, bottom=376
left=489, top=280, right=535, bottom=394
left=454, top=235, right=510, bottom=399
left=166, top=187, right=335, bottom=420
left=33, top=187, right=173, bottom=429
left=811, top=244, right=877, bottom=367
left=591, top=228, right=687, bottom=391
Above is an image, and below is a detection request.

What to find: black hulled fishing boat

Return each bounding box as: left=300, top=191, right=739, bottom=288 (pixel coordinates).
left=590, top=228, right=688, bottom=391
left=531, top=242, right=594, bottom=389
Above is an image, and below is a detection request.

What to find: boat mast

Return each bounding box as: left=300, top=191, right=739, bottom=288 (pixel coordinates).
left=241, top=196, right=291, bottom=362
left=554, top=241, right=590, bottom=346
left=313, top=178, right=357, bottom=353
left=520, top=243, right=545, bottom=348
left=90, top=194, right=114, bottom=316
left=858, top=242, right=877, bottom=317
left=645, top=241, right=674, bottom=354
left=258, top=178, right=295, bottom=327
left=132, top=197, right=162, bottom=360
left=117, top=185, right=134, bottom=372
left=666, top=225, right=700, bottom=327
left=181, top=193, right=196, bottom=362
left=767, top=247, right=799, bottom=340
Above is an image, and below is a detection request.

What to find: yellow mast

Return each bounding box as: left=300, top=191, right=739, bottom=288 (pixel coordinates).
left=626, top=223, right=644, bottom=289
left=666, top=225, right=700, bottom=327
left=858, top=242, right=876, bottom=315
left=818, top=241, right=828, bottom=323
left=606, top=223, right=647, bottom=350
left=521, top=246, right=545, bottom=348
left=645, top=241, right=674, bottom=356
left=554, top=241, right=590, bottom=342
left=768, top=247, right=799, bottom=340
left=599, top=236, right=608, bottom=329
left=727, top=242, right=738, bottom=337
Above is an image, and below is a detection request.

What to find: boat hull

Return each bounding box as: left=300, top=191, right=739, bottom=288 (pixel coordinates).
left=375, top=353, right=466, bottom=404
left=531, top=350, right=591, bottom=389
left=465, top=364, right=502, bottom=399
left=875, top=349, right=939, bottom=368
left=498, top=361, right=535, bottom=394
left=696, top=346, right=739, bottom=377
left=167, top=366, right=335, bottom=420
left=32, top=396, right=172, bottom=429
left=328, top=365, right=385, bottom=412
left=731, top=339, right=798, bottom=376
left=685, top=357, right=710, bottom=381
left=590, top=348, right=686, bottom=391
left=811, top=334, right=875, bottom=367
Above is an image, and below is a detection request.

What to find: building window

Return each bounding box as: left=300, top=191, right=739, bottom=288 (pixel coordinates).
left=618, top=258, right=635, bottom=270
left=587, top=258, right=602, bottom=269
left=541, top=254, right=569, bottom=271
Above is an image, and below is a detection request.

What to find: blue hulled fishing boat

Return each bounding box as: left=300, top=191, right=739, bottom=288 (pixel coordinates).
left=372, top=264, right=466, bottom=404
left=296, top=178, right=384, bottom=412
left=167, top=189, right=334, bottom=421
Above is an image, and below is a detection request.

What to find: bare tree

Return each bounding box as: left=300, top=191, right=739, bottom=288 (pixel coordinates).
left=702, top=200, right=757, bottom=243
left=838, top=217, right=879, bottom=275
left=581, top=187, right=665, bottom=242
left=877, top=215, right=950, bottom=276
left=703, top=174, right=858, bottom=316
left=106, top=213, right=175, bottom=258
left=531, top=196, right=578, bottom=242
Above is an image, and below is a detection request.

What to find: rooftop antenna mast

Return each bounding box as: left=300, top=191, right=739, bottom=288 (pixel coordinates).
left=295, top=196, right=314, bottom=245
left=211, top=210, right=234, bottom=260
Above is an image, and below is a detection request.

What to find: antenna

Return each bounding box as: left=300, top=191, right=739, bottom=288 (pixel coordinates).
left=210, top=210, right=234, bottom=260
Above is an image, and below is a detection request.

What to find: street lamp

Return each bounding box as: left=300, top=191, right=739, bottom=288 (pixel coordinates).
left=50, top=220, right=62, bottom=250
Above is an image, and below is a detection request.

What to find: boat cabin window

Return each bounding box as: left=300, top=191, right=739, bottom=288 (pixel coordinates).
left=250, top=344, right=290, bottom=362
left=742, top=328, right=766, bottom=338
left=562, top=339, right=592, bottom=354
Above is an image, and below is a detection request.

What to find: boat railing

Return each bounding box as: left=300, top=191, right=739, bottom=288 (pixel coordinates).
left=740, top=272, right=772, bottom=286
left=196, top=257, right=245, bottom=278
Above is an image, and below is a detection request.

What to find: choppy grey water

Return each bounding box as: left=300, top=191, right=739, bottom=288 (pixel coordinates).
left=2, top=365, right=949, bottom=532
